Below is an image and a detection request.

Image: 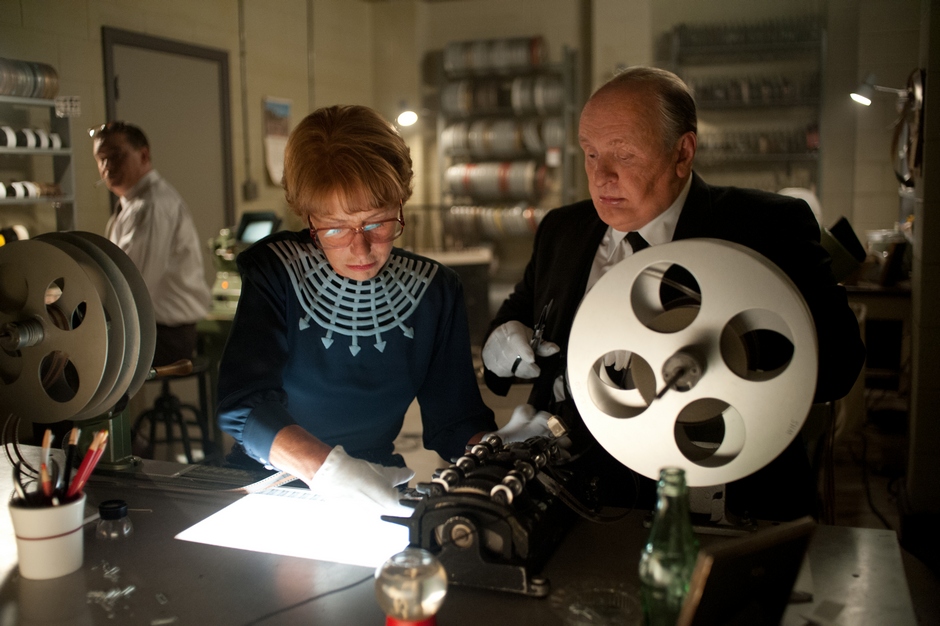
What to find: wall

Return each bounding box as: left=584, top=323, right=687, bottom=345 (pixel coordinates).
left=411, top=0, right=584, bottom=211
left=589, top=0, right=918, bottom=235
left=592, top=0, right=653, bottom=89
left=1, top=0, right=915, bottom=239
left=906, top=0, right=939, bottom=552
left=852, top=0, right=923, bottom=234
left=0, top=0, right=312, bottom=236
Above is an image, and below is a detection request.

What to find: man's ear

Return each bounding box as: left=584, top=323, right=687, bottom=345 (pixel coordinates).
left=140, top=145, right=152, bottom=167
left=674, top=131, right=696, bottom=178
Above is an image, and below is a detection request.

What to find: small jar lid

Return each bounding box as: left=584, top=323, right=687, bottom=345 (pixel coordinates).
left=99, top=499, right=128, bottom=520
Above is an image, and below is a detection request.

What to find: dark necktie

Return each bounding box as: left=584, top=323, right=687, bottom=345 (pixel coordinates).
left=626, top=231, right=650, bottom=253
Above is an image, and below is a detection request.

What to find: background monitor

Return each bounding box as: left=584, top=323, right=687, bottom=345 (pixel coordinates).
left=236, top=211, right=281, bottom=244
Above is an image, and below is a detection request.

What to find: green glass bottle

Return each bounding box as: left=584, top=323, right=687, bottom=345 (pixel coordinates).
left=638, top=467, right=699, bottom=626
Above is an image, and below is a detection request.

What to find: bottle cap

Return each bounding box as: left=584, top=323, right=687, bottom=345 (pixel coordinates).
left=98, top=499, right=128, bottom=520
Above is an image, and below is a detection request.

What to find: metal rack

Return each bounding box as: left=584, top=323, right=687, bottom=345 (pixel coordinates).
left=0, top=94, right=76, bottom=234
left=664, top=17, right=825, bottom=193
left=436, top=39, right=579, bottom=249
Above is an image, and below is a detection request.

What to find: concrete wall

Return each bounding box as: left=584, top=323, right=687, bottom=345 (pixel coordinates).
left=1, top=0, right=916, bottom=236
left=0, top=0, right=379, bottom=236
left=852, top=0, right=923, bottom=234
left=907, top=0, right=939, bottom=532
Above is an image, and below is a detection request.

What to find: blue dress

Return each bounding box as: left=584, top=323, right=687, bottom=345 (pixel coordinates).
left=217, top=230, right=495, bottom=468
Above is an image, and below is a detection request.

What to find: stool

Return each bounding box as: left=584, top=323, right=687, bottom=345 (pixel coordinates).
left=132, top=358, right=214, bottom=464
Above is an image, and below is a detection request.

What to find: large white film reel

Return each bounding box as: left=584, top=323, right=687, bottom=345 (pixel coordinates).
left=567, top=239, right=818, bottom=487
left=0, top=234, right=155, bottom=423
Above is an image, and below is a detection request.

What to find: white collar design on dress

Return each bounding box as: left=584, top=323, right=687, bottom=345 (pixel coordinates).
left=269, top=240, right=439, bottom=356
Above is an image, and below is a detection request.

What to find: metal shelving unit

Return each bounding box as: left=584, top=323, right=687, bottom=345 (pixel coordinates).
left=436, top=40, right=579, bottom=249
left=664, top=17, right=825, bottom=193
left=0, top=94, right=75, bottom=233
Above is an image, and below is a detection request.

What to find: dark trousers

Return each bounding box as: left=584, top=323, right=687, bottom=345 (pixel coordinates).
left=153, top=323, right=198, bottom=367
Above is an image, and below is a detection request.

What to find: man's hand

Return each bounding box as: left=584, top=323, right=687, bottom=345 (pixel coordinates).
left=492, top=404, right=555, bottom=443
left=307, top=446, right=414, bottom=515
left=483, top=320, right=559, bottom=379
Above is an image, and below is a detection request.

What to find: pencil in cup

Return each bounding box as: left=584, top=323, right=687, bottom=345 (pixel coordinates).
left=62, top=426, right=81, bottom=495
left=65, top=429, right=109, bottom=499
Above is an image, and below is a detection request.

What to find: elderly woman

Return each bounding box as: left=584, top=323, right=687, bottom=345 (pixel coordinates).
left=217, top=105, right=515, bottom=509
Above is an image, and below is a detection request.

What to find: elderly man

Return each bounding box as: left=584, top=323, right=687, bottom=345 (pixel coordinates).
left=93, top=121, right=210, bottom=367
left=482, top=67, right=864, bottom=521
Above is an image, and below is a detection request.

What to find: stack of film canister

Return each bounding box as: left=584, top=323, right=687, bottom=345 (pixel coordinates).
left=445, top=204, right=547, bottom=241
left=441, top=35, right=560, bottom=208
left=441, top=116, right=565, bottom=159
left=0, top=57, right=60, bottom=99
left=444, top=161, right=546, bottom=202
left=0, top=181, right=62, bottom=199
left=440, top=75, right=564, bottom=118
left=443, top=36, right=546, bottom=75
left=1, top=58, right=66, bottom=207
left=0, top=125, right=63, bottom=148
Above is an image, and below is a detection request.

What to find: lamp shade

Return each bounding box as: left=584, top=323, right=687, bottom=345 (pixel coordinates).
left=850, top=75, right=876, bottom=106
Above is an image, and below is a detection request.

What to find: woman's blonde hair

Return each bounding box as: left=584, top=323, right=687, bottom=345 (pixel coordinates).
left=282, top=105, right=413, bottom=218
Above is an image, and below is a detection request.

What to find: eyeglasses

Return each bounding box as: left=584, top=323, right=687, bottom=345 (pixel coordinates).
left=309, top=202, right=406, bottom=250
left=88, top=121, right=130, bottom=139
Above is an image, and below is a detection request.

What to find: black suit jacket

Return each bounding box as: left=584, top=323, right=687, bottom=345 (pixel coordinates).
left=484, top=172, right=865, bottom=520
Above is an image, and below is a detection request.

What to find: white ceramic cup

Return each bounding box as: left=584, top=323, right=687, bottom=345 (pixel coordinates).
left=9, top=494, right=87, bottom=580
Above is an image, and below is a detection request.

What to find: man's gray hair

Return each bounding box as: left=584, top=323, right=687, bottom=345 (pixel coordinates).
left=596, top=66, right=697, bottom=149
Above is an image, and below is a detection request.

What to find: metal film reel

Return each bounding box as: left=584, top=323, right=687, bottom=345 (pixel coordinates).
left=567, top=239, right=818, bottom=487
left=36, top=234, right=128, bottom=421
left=71, top=232, right=155, bottom=402
left=0, top=234, right=154, bottom=423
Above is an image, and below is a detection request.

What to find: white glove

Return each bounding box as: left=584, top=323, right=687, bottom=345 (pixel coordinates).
left=483, top=320, right=560, bottom=379
left=307, top=446, right=414, bottom=514
left=493, top=404, right=554, bottom=443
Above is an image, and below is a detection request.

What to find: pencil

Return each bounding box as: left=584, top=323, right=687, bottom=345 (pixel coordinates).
left=40, top=462, right=53, bottom=499
left=41, top=429, right=53, bottom=468
left=90, top=430, right=108, bottom=472
left=65, top=429, right=106, bottom=499
left=62, top=426, right=81, bottom=494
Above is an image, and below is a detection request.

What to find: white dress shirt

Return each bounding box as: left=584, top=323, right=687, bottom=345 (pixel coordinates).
left=585, top=176, right=692, bottom=294
left=106, top=169, right=210, bottom=326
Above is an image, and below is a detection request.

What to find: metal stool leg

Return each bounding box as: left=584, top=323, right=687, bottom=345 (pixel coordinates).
left=132, top=379, right=198, bottom=463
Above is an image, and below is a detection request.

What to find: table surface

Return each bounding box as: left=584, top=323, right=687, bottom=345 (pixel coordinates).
left=0, top=455, right=918, bottom=626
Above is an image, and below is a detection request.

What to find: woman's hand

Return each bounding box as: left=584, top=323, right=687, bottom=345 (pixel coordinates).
left=269, top=426, right=413, bottom=515
left=308, top=446, right=414, bottom=514
left=268, top=424, right=333, bottom=482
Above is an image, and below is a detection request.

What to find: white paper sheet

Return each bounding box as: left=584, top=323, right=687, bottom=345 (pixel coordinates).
left=175, top=488, right=411, bottom=569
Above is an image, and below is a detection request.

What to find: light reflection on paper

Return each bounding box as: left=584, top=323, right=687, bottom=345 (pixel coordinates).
left=175, top=488, right=411, bottom=569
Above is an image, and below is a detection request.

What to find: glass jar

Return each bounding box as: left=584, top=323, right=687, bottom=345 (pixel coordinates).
left=96, top=499, right=133, bottom=541
left=374, top=548, right=447, bottom=626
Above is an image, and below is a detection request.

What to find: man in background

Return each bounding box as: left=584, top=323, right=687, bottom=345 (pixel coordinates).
left=482, top=67, right=865, bottom=521
left=93, top=121, right=210, bottom=366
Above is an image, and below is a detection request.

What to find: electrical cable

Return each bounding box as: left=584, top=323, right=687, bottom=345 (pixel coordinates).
left=860, top=429, right=894, bottom=530
left=3, top=412, right=35, bottom=476
left=239, top=572, right=374, bottom=626
left=236, top=452, right=591, bottom=624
